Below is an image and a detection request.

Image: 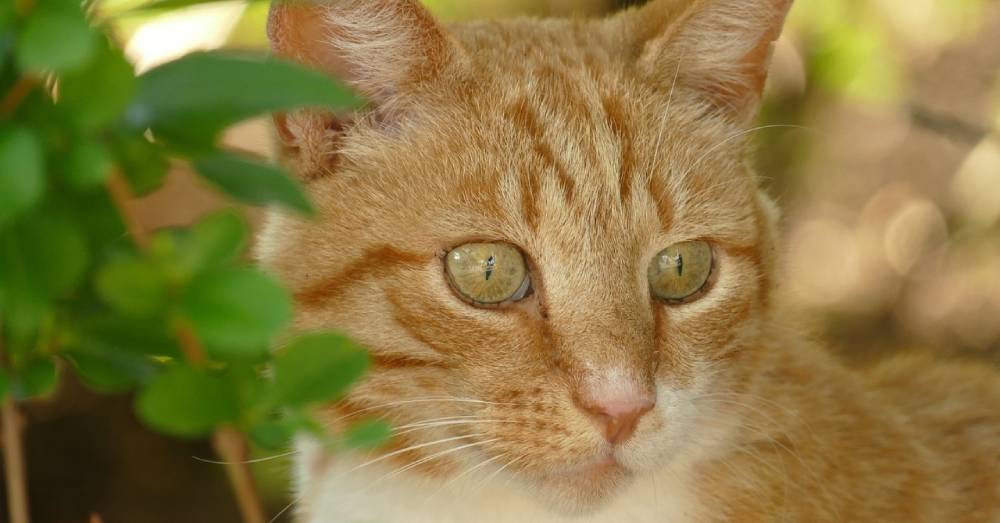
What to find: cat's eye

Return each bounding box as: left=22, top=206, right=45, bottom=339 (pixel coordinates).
left=445, top=242, right=531, bottom=305
left=647, top=240, right=713, bottom=302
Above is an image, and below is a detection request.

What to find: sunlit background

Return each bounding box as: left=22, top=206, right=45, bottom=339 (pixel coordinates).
left=16, top=0, right=1000, bottom=521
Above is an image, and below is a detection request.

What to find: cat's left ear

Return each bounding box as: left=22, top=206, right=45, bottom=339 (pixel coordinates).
left=267, top=0, right=463, bottom=178
left=622, top=0, right=793, bottom=124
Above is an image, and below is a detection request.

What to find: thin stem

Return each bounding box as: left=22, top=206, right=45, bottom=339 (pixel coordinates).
left=172, top=318, right=208, bottom=367
left=14, top=0, right=35, bottom=16
left=104, top=171, right=267, bottom=523
left=214, top=426, right=267, bottom=523
left=1, top=324, right=30, bottom=523
left=1, top=398, right=29, bottom=523
left=104, top=172, right=151, bottom=251
left=0, top=77, right=37, bottom=119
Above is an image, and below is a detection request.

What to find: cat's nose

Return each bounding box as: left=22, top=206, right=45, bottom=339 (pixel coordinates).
left=578, top=393, right=656, bottom=445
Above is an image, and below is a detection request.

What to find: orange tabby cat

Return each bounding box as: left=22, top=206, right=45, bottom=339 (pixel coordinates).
left=257, top=0, right=1000, bottom=521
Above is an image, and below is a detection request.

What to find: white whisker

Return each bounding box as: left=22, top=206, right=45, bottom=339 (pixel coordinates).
left=372, top=437, right=499, bottom=486
left=345, top=433, right=486, bottom=475
left=676, top=124, right=812, bottom=185
left=330, top=397, right=523, bottom=424
left=476, top=454, right=526, bottom=496
left=192, top=449, right=298, bottom=466
left=393, top=419, right=523, bottom=437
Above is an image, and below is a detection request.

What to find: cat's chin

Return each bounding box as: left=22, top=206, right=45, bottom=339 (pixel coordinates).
left=525, top=460, right=633, bottom=515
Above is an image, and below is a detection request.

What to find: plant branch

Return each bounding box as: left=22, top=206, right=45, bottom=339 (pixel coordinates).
left=172, top=319, right=208, bottom=367
left=214, top=426, right=267, bottom=523
left=1, top=398, right=29, bottom=523
left=0, top=77, right=37, bottom=119
left=14, top=0, right=35, bottom=16
left=104, top=171, right=267, bottom=523
left=105, top=172, right=151, bottom=251
left=1, top=328, right=31, bottom=523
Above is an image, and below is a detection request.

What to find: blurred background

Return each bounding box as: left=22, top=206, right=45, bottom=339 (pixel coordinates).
left=6, top=0, right=999, bottom=521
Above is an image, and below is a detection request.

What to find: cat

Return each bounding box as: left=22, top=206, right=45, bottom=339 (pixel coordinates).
left=256, top=0, right=1000, bottom=521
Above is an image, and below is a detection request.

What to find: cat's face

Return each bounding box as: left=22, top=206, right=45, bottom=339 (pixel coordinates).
left=260, top=0, right=789, bottom=513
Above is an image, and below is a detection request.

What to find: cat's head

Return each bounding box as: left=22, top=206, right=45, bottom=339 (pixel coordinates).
left=260, top=0, right=790, bottom=513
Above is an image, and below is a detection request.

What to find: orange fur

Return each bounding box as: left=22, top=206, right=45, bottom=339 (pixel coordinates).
left=259, top=1, right=1000, bottom=521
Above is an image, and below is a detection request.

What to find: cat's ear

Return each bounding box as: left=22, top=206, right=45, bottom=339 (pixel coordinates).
left=267, top=0, right=461, bottom=177
left=623, top=0, right=793, bottom=124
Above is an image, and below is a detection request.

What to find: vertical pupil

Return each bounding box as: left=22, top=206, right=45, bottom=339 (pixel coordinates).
left=485, top=254, right=496, bottom=281
left=676, top=252, right=683, bottom=277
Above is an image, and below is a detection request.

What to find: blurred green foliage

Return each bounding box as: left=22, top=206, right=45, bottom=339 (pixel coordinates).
left=0, top=2, right=388, bottom=517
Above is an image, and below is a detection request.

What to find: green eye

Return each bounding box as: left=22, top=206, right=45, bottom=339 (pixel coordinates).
left=648, top=240, right=713, bottom=302
left=446, top=242, right=531, bottom=305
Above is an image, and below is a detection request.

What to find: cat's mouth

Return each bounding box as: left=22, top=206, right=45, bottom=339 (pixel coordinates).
left=547, top=454, right=623, bottom=479
left=523, top=454, right=632, bottom=513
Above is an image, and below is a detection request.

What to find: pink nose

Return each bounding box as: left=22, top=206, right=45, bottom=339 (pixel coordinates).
left=579, top=395, right=656, bottom=445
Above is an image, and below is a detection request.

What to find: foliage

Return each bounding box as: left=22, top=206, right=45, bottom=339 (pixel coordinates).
left=0, top=1, right=386, bottom=518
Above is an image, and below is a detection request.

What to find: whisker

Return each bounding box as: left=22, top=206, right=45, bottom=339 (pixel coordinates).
left=391, top=415, right=480, bottom=430
left=477, top=454, right=526, bottom=495
left=444, top=452, right=509, bottom=491
left=649, top=53, right=686, bottom=173
left=330, top=397, right=524, bottom=424
left=393, top=419, right=523, bottom=437
left=417, top=452, right=510, bottom=512
left=371, top=438, right=499, bottom=486
left=692, top=394, right=830, bottom=512
left=268, top=494, right=300, bottom=523
left=345, top=433, right=486, bottom=475
left=675, top=124, right=813, bottom=185
left=192, top=450, right=298, bottom=466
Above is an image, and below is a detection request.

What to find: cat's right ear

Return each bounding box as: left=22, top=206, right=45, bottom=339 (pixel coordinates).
left=619, top=0, right=793, bottom=125
left=268, top=0, right=462, bottom=178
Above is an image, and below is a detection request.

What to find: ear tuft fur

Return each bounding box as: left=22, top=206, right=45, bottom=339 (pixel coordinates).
left=267, top=0, right=461, bottom=178
left=627, top=0, right=794, bottom=123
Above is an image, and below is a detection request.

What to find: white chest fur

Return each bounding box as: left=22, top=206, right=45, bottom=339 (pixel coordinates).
left=295, top=440, right=700, bottom=523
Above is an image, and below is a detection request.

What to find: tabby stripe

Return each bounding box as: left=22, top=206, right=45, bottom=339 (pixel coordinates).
left=601, top=94, right=635, bottom=208
left=370, top=352, right=454, bottom=371
left=647, top=170, right=674, bottom=229
left=295, top=246, right=428, bottom=307
left=504, top=96, right=578, bottom=229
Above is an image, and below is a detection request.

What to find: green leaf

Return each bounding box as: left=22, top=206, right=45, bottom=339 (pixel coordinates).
left=13, top=358, right=58, bottom=399
left=60, top=43, right=137, bottom=130
left=0, top=211, right=89, bottom=316
left=17, top=9, right=97, bottom=74
left=181, top=267, right=292, bottom=359
left=72, top=315, right=181, bottom=358
left=273, top=333, right=369, bottom=408
left=64, top=139, right=113, bottom=189
left=137, top=365, right=239, bottom=438
left=0, top=2, right=13, bottom=29
left=193, top=153, right=313, bottom=214
left=0, top=127, right=45, bottom=226
left=249, top=419, right=297, bottom=450
left=0, top=209, right=87, bottom=339
left=125, top=52, right=364, bottom=144
left=222, top=362, right=268, bottom=419
left=343, top=419, right=392, bottom=449
left=95, top=257, right=169, bottom=317
left=119, top=0, right=265, bottom=15
left=112, top=134, right=168, bottom=196
left=175, top=210, right=247, bottom=273
left=68, top=349, right=157, bottom=393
